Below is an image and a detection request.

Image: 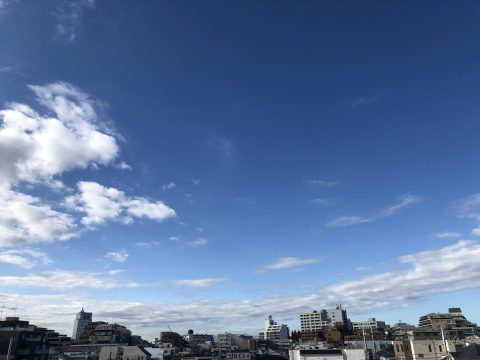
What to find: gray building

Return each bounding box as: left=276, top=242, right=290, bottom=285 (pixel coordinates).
left=73, top=309, right=93, bottom=340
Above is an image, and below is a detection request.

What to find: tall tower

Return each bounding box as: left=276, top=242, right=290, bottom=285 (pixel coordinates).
left=72, top=308, right=92, bottom=340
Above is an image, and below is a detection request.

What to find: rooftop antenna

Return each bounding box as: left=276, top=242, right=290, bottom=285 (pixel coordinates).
left=0, top=302, right=5, bottom=321
left=13, top=304, right=18, bottom=318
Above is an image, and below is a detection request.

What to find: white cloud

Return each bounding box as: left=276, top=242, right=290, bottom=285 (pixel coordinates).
left=66, top=181, right=176, bottom=226
left=117, top=161, right=132, bottom=170
left=310, top=198, right=330, bottom=205
left=54, top=0, right=95, bottom=43
left=0, top=82, right=119, bottom=190
left=187, top=238, right=208, bottom=247
left=105, top=250, right=129, bottom=263
left=0, top=270, right=138, bottom=291
left=257, top=257, right=322, bottom=272
left=454, top=194, right=480, bottom=221
left=472, top=227, right=480, bottom=237
left=162, top=182, right=176, bottom=192
left=326, top=216, right=370, bottom=227
left=434, top=231, right=461, bottom=239
left=327, top=194, right=421, bottom=227
left=351, top=96, right=379, bottom=108
left=304, top=179, right=338, bottom=187
left=171, top=278, right=227, bottom=288
left=0, top=190, right=77, bottom=246
left=2, top=240, right=480, bottom=339
left=324, top=240, right=480, bottom=309
left=211, top=137, right=233, bottom=160
left=0, top=248, right=52, bottom=269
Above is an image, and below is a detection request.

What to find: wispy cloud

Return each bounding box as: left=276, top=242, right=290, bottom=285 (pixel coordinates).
left=257, top=257, right=322, bottom=273
left=326, top=216, right=370, bottom=227
left=167, top=236, right=209, bottom=248
left=162, top=182, right=176, bottom=192
left=54, top=0, right=95, bottom=43
left=327, top=194, right=421, bottom=227
left=3, top=240, right=479, bottom=339
left=453, top=193, right=480, bottom=221
left=351, top=95, right=379, bottom=108
left=170, top=278, right=227, bottom=288
left=310, top=198, right=330, bottom=205
left=0, top=270, right=139, bottom=290
left=104, top=250, right=129, bottom=263
left=116, top=161, right=132, bottom=170
left=0, top=248, right=52, bottom=269
left=433, top=231, right=461, bottom=239
left=472, top=227, right=480, bottom=237
left=304, top=179, right=339, bottom=187
left=211, top=137, right=233, bottom=160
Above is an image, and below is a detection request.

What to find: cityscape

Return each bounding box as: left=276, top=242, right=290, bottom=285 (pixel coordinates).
left=1, top=305, right=480, bottom=360
left=1, top=1, right=480, bottom=360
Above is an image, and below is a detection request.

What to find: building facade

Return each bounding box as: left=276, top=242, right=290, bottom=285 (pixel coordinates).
left=72, top=309, right=93, bottom=340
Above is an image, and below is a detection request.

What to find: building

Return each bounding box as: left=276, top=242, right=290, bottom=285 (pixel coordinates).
left=300, top=311, right=329, bottom=332
left=99, top=346, right=159, bottom=360
left=351, top=318, right=386, bottom=332
left=73, top=309, right=93, bottom=340
left=300, top=305, right=350, bottom=333
left=392, top=329, right=480, bottom=360
left=217, top=333, right=255, bottom=351
left=418, top=307, right=478, bottom=337
left=0, top=317, right=53, bottom=360
left=260, top=316, right=289, bottom=343
left=184, top=331, right=214, bottom=344
left=289, top=348, right=368, bottom=360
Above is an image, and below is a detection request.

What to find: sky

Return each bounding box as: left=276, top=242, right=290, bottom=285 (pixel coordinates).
left=1, top=0, right=480, bottom=340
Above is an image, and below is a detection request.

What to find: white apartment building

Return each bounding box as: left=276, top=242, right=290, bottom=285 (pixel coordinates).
left=351, top=318, right=386, bottom=332
left=300, top=305, right=349, bottom=332
left=300, top=310, right=329, bottom=331
left=261, top=315, right=289, bottom=342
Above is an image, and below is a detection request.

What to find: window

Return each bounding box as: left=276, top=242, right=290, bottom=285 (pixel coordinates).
left=439, top=345, right=443, bottom=352
left=428, top=345, right=432, bottom=352
left=396, top=344, right=400, bottom=352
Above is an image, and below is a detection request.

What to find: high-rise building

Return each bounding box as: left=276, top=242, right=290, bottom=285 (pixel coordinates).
left=300, top=304, right=351, bottom=332
left=260, top=315, right=289, bottom=342
left=72, top=308, right=92, bottom=340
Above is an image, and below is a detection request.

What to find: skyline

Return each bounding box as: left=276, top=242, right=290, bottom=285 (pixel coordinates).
left=1, top=0, right=480, bottom=340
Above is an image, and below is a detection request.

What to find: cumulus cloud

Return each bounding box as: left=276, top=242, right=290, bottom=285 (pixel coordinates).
left=65, top=181, right=176, bottom=226
left=105, top=250, right=129, bottom=263
left=257, top=257, right=322, bottom=272
left=2, top=240, right=480, bottom=339
left=0, top=82, right=119, bottom=190
left=0, top=270, right=139, bottom=291
left=0, top=248, right=52, bottom=269
left=327, top=194, right=421, bottom=227
left=0, top=190, right=77, bottom=246
left=54, top=0, right=95, bottom=43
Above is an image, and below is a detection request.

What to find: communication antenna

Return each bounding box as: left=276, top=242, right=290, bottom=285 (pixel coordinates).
left=13, top=304, right=18, bottom=317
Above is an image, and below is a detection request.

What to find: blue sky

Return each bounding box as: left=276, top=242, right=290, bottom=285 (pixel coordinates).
left=1, top=0, right=480, bottom=339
